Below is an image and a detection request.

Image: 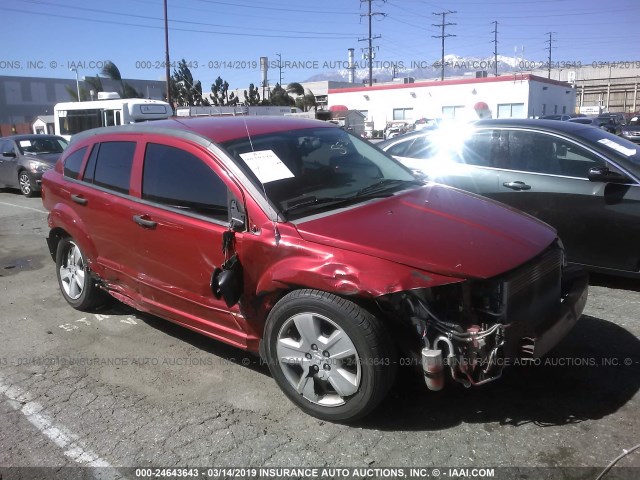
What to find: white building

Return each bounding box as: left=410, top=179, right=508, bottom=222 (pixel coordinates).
left=328, top=74, right=576, bottom=131
left=32, top=115, right=55, bottom=134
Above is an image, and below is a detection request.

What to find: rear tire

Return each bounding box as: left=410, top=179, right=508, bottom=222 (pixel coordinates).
left=264, top=289, right=396, bottom=422
left=55, top=237, right=105, bottom=310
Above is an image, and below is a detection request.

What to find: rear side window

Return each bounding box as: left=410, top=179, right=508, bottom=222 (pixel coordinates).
left=63, top=147, right=88, bottom=178
left=90, top=142, right=136, bottom=194
left=142, top=143, right=229, bottom=221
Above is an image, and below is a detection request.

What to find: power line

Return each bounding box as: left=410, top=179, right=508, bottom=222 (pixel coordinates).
left=0, top=6, right=356, bottom=39
left=432, top=10, right=456, bottom=81
left=359, top=0, right=387, bottom=87
left=17, top=0, right=355, bottom=37
left=192, top=0, right=360, bottom=15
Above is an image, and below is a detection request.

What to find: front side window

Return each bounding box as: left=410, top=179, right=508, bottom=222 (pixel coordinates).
left=90, top=142, right=136, bottom=194
left=142, top=143, right=229, bottom=221
left=466, top=129, right=606, bottom=177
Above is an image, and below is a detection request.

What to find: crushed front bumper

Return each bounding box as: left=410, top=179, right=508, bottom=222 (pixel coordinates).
left=530, top=265, right=589, bottom=358
left=416, top=263, right=589, bottom=391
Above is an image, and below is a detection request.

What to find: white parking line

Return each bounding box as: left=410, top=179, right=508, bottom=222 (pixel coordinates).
left=0, top=201, right=47, bottom=214
left=0, top=376, right=125, bottom=479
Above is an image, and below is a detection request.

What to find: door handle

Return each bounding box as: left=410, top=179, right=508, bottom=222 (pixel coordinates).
left=133, top=214, right=157, bottom=229
left=502, top=181, right=531, bottom=191
left=70, top=194, right=88, bottom=205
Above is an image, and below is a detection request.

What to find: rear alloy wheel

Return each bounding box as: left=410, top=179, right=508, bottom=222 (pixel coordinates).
left=18, top=171, right=36, bottom=197
left=55, top=237, right=105, bottom=310
left=264, top=289, right=396, bottom=422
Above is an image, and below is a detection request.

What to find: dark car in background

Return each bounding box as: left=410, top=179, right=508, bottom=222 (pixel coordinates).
left=599, top=112, right=627, bottom=127
left=567, top=116, right=619, bottom=134
left=621, top=115, right=640, bottom=143
left=41, top=117, right=587, bottom=422
left=380, top=119, right=640, bottom=278
left=0, top=134, right=68, bottom=196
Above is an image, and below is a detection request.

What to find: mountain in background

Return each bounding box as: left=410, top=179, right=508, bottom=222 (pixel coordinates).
left=305, top=54, right=528, bottom=83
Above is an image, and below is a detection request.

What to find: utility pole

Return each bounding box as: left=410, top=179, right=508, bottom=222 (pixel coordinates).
left=545, top=32, right=556, bottom=79
left=432, top=11, right=456, bottom=81
left=359, top=0, right=386, bottom=87
left=491, top=21, right=498, bottom=77
left=163, top=0, right=172, bottom=108
left=276, top=53, right=283, bottom=85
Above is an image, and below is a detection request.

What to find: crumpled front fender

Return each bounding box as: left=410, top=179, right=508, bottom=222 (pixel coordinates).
left=249, top=228, right=462, bottom=299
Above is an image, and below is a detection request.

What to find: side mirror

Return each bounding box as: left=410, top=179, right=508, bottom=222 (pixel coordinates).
left=2, top=151, right=16, bottom=158
left=210, top=255, right=243, bottom=308
left=228, top=198, right=246, bottom=232
left=588, top=166, right=632, bottom=184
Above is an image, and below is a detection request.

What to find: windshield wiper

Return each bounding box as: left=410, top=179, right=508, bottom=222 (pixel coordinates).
left=281, top=196, right=354, bottom=215
left=354, top=179, right=423, bottom=197
left=280, top=180, right=421, bottom=216
left=281, top=192, right=394, bottom=215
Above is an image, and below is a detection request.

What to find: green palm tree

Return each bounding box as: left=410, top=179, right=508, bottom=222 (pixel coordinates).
left=100, top=61, right=141, bottom=98
left=285, top=82, right=305, bottom=96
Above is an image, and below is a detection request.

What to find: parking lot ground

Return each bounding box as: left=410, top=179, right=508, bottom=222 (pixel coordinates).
left=0, top=189, right=639, bottom=479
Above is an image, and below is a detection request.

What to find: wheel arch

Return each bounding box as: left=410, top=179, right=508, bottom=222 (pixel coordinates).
left=46, top=205, right=100, bottom=270
left=252, top=285, right=391, bottom=361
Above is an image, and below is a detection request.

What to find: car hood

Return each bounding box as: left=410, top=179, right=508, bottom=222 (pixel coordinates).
left=21, top=152, right=61, bottom=165
left=622, top=125, right=640, bottom=132
left=294, top=184, right=557, bottom=280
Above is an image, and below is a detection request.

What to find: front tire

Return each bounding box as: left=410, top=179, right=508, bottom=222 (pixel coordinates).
left=18, top=171, right=36, bottom=197
left=55, top=237, right=105, bottom=310
left=264, top=289, right=396, bottom=422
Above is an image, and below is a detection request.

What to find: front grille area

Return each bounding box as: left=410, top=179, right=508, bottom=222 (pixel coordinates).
left=504, top=245, right=563, bottom=298
left=499, top=243, right=563, bottom=359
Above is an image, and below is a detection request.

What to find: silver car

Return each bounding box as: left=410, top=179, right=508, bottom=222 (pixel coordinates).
left=0, top=134, right=68, bottom=196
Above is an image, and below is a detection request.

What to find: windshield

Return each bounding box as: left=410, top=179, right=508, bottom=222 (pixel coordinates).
left=16, top=137, right=68, bottom=154
left=221, top=127, right=419, bottom=219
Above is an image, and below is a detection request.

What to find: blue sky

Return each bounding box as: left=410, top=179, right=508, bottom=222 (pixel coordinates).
left=2, top=0, right=639, bottom=92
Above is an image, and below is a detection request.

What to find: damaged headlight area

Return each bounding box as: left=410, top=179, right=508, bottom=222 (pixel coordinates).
left=380, top=245, right=568, bottom=391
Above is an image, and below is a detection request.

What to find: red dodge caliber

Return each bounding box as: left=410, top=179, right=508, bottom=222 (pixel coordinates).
left=42, top=117, right=588, bottom=422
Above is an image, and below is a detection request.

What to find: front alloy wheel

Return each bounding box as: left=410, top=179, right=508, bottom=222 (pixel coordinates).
left=264, top=289, right=396, bottom=422
left=18, top=171, right=35, bottom=197
left=277, top=312, right=361, bottom=407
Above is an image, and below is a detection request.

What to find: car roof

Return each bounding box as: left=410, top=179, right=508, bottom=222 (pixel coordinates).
left=70, top=116, right=335, bottom=145
left=382, top=119, right=600, bottom=141
left=0, top=134, right=65, bottom=141
left=471, top=118, right=595, bottom=132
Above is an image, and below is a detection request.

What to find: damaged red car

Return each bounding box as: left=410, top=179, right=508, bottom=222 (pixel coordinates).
left=42, top=117, right=588, bottom=422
